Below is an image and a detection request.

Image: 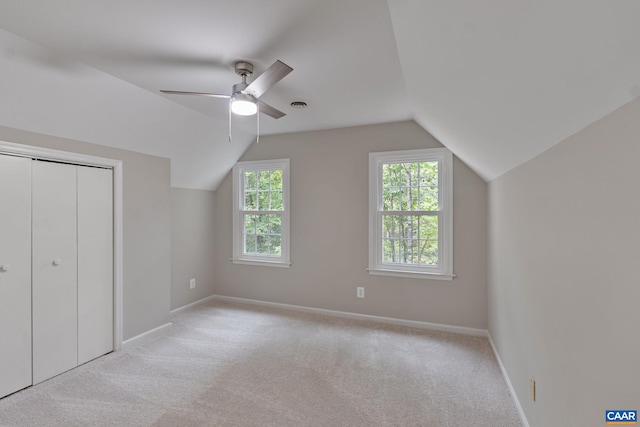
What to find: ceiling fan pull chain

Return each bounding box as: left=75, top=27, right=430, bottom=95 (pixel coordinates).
left=228, top=100, right=233, bottom=143
left=256, top=103, right=260, bottom=144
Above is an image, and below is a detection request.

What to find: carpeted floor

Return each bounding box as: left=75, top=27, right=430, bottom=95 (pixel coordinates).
left=0, top=300, right=523, bottom=426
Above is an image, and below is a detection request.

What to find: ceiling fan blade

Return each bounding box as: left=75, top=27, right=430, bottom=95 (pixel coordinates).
left=245, top=60, right=293, bottom=99
left=160, top=90, right=230, bottom=99
left=257, top=100, right=286, bottom=119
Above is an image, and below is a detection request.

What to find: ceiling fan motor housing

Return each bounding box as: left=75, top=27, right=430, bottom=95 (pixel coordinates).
left=234, top=61, right=254, bottom=77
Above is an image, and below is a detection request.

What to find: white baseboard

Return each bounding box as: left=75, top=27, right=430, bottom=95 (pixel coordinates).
left=170, top=294, right=217, bottom=315
left=487, top=334, right=530, bottom=427
left=212, top=295, right=488, bottom=337
left=122, top=322, right=172, bottom=350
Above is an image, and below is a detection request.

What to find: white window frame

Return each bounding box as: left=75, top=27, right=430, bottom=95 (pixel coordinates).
left=368, top=148, right=453, bottom=280
left=232, top=158, right=290, bottom=267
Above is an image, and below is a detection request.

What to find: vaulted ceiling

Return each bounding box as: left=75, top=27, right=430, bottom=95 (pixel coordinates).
left=1, top=0, right=638, bottom=189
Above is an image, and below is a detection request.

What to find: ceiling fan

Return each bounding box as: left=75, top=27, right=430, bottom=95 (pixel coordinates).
left=160, top=59, right=293, bottom=119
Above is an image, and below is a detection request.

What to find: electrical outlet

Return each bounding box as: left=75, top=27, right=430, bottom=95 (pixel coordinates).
left=357, top=287, right=365, bottom=298
left=189, top=278, right=196, bottom=289
left=530, top=377, right=536, bottom=401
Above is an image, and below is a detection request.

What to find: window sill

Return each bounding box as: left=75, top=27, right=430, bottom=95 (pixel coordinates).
left=367, top=268, right=454, bottom=281
left=230, top=258, right=291, bottom=268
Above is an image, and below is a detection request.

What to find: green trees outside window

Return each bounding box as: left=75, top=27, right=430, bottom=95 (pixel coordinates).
left=381, top=161, right=439, bottom=266
left=242, top=169, right=283, bottom=256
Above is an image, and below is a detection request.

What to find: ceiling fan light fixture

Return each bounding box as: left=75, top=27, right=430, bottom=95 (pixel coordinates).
left=231, top=93, right=257, bottom=116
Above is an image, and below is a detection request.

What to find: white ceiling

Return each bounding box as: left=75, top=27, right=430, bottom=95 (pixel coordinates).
left=0, top=0, right=639, bottom=188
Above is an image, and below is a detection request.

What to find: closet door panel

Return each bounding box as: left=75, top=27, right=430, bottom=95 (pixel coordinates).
left=32, top=161, right=78, bottom=384
left=0, top=155, right=32, bottom=398
left=77, top=166, right=113, bottom=364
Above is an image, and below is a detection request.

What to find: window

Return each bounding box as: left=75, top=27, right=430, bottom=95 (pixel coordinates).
left=368, top=148, right=453, bottom=279
left=232, top=159, right=290, bottom=267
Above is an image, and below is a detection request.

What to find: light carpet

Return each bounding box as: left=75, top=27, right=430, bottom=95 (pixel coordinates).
left=0, top=300, right=523, bottom=426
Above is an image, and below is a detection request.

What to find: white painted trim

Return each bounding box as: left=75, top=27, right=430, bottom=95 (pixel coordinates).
left=367, top=268, right=455, bottom=281
left=487, top=333, right=530, bottom=427
left=122, top=322, right=172, bottom=350
left=170, top=295, right=217, bottom=315
left=368, top=148, right=454, bottom=278
left=0, top=140, right=124, bottom=352
left=229, top=258, right=291, bottom=268
left=213, top=295, right=487, bottom=337
left=112, top=162, right=123, bottom=351
left=232, top=158, right=290, bottom=266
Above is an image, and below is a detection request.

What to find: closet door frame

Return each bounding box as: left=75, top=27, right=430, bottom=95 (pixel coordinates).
left=0, top=140, right=124, bottom=351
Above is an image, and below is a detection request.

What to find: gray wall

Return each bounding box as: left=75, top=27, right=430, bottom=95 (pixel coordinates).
left=488, top=97, right=640, bottom=426
left=0, top=126, right=171, bottom=340
left=215, top=121, right=488, bottom=329
left=170, top=188, right=216, bottom=310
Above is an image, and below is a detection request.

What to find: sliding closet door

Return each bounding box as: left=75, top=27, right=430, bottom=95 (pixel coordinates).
left=32, top=161, right=78, bottom=384
left=77, top=166, right=113, bottom=364
left=0, top=155, right=32, bottom=398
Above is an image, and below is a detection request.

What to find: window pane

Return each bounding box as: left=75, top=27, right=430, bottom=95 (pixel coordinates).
left=420, top=161, right=438, bottom=187
left=270, top=170, right=283, bottom=191
left=244, top=169, right=285, bottom=211
left=245, top=191, right=257, bottom=210
left=383, top=163, right=404, bottom=187
left=244, top=169, right=284, bottom=210
left=419, top=215, right=439, bottom=241
left=243, top=214, right=258, bottom=255
left=257, top=170, right=270, bottom=191
left=397, top=187, right=408, bottom=211
left=244, top=171, right=257, bottom=190
left=241, top=213, right=283, bottom=255
left=383, top=238, right=398, bottom=263
left=244, top=233, right=256, bottom=253
left=257, top=191, right=269, bottom=210
left=255, top=213, right=270, bottom=234
left=382, top=161, right=439, bottom=212
left=418, top=186, right=438, bottom=211
left=386, top=187, right=402, bottom=211
left=256, top=234, right=268, bottom=253
left=420, top=239, right=438, bottom=265
left=418, top=215, right=438, bottom=266
left=410, top=186, right=419, bottom=210
left=382, top=214, right=438, bottom=266
left=382, top=188, right=391, bottom=210
left=269, top=214, right=282, bottom=235
left=244, top=214, right=256, bottom=234
left=271, top=191, right=283, bottom=210
left=269, top=235, right=282, bottom=255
